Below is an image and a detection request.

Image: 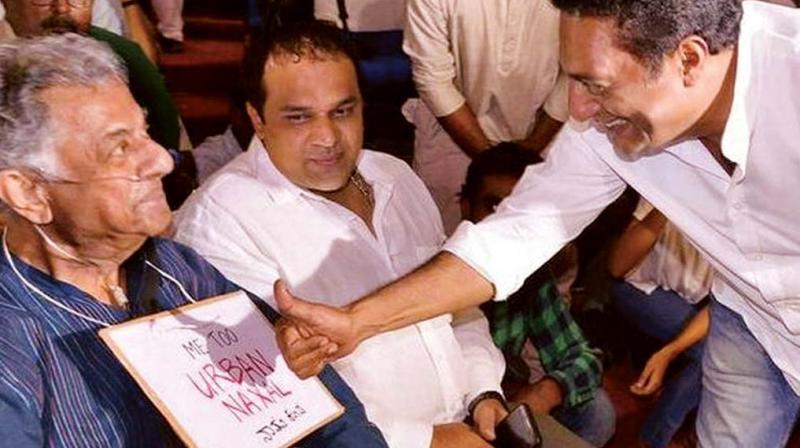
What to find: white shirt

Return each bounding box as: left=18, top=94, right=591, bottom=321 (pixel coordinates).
left=173, top=140, right=504, bottom=447
left=92, top=0, right=128, bottom=36
left=626, top=199, right=714, bottom=304
left=314, top=0, right=406, bottom=31
left=403, top=0, right=568, bottom=143
left=445, top=1, right=800, bottom=393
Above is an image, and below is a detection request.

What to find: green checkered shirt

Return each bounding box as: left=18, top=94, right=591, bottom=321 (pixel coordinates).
left=480, top=269, right=602, bottom=409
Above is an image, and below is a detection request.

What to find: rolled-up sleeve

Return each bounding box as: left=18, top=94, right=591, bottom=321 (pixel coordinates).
left=443, top=125, right=627, bottom=301
left=403, top=0, right=466, bottom=117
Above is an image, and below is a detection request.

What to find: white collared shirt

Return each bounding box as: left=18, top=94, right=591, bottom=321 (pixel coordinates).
left=625, top=199, right=714, bottom=304
left=403, top=0, right=568, bottom=142
left=445, top=1, right=800, bottom=393
left=173, top=140, right=504, bottom=447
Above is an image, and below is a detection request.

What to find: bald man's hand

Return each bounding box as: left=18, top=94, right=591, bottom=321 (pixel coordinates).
left=274, top=280, right=363, bottom=361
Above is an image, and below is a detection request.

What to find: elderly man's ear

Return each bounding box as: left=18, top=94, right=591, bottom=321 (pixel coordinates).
left=0, top=170, right=54, bottom=224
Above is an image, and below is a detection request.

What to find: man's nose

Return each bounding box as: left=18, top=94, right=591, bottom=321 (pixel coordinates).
left=310, top=116, right=339, bottom=147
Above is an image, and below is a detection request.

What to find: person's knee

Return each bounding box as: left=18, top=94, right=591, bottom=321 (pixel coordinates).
left=556, top=388, right=617, bottom=446
left=587, top=389, right=617, bottom=446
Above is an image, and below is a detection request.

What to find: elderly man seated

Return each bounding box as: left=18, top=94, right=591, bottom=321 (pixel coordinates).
left=0, top=34, right=386, bottom=447
left=173, top=21, right=507, bottom=448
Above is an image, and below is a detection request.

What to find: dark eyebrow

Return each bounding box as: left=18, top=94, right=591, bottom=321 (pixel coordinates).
left=335, top=96, right=359, bottom=108
left=279, top=96, right=360, bottom=113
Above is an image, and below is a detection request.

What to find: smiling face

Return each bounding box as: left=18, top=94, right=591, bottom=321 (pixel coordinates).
left=249, top=53, right=363, bottom=192
left=39, top=81, right=175, bottom=242
left=560, top=14, right=700, bottom=158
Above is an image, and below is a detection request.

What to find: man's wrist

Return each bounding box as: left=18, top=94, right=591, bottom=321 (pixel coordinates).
left=345, top=300, right=377, bottom=346
left=467, top=390, right=508, bottom=421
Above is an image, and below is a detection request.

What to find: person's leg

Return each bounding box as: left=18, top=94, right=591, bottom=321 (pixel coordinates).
left=639, top=347, right=703, bottom=448
left=611, top=281, right=698, bottom=343
left=551, top=389, right=616, bottom=446
left=696, top=300, right=800, bottom=447
left=403, top=99, right=471, bottom=235
left=612, top=281, right=706, bottom=446
left=151, top=0, right=184, bottom=42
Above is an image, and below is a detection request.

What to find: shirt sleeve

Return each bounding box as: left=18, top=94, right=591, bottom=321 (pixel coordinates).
left=403, top=0, right=467, bottom=117
left=528, top=282, right=602, bottom=408
left=451, top=307, right=506, bottom=406
left=443, top=124, right=627, bottom=301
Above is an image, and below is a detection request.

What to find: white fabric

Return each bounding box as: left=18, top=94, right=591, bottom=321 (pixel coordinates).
left=151, top=0, right=183, bottom=41
left=402, top=98, right=470, bottom=234
left=92, top=0, right=128, bottom=36
left=192, top=127, right=243, bottom=185
left=625, top=199, right=714, bottom=304
left=403, top=0, right=568, bottom=137
left=314, top=0, right=406, bottom=31
left=174, top=140, right=505, bottom=448
left=0, top=3, right=14, bottom=41
left=402, top=0, right=567, bottom=233
left=445, top=1, right=800, bottom=394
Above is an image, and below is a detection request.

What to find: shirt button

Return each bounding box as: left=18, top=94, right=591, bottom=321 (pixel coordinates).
left=748, top=254, right=763, bottom=261
left=733, top=202, right=744, bottom=210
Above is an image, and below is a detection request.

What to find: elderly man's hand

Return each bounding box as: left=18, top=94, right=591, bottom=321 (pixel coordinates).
left=274, top=280, right=363, bottom=360
left=275, top=318, right=338, bottom=379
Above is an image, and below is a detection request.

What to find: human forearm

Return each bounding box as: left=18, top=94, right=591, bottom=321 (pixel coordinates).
left=607, top=209, right=667, bottom=278
left=348, top=252, right=494, bottom=344
left=517, top=110, right=564, bottom=155
left=663, top=305, right=710, bottom=355
left=437, top=103, right=492, bottom=158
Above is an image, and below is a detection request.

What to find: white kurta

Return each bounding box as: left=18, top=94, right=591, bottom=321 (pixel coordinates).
left=403, top=0, right=568, bottom=233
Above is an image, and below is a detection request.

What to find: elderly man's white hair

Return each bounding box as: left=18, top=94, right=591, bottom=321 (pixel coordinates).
left=0, top=33, right=128, bottom=175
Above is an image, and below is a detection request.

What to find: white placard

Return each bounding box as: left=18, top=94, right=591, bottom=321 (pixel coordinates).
left=99, top=291, right=343, bottom=448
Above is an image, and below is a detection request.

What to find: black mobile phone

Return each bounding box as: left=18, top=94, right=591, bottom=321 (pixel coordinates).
left=493, top=404, right=543, bottom=448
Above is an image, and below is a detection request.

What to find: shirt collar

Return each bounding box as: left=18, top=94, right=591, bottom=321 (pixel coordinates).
left=720, top=2, right=759, bottom=177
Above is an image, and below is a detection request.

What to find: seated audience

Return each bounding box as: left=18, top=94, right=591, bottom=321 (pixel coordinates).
left=1, top=0, right=180, bottom=151
left=608, top=199, right=713, bottom=448
left=0, top=34, right=386, bottom=447
left=461, top=144, right=615, bottom=447
left=174, top=21, right=508, bottom=448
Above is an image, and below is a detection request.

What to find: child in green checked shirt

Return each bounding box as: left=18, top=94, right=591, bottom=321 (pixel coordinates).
left=460, top=143, right=616, bottom=447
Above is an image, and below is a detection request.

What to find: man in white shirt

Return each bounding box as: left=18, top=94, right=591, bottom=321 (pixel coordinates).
left=403, top=0, right=568, bottom=233
left=275, top=1, right=800, bottom=446
left=173, top=21, right=506, bottom=448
